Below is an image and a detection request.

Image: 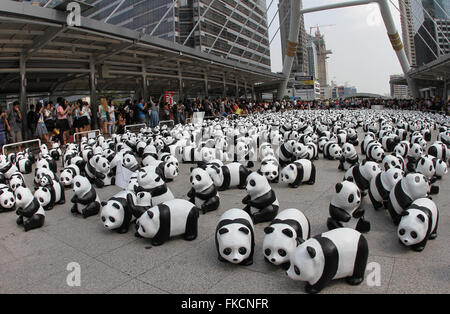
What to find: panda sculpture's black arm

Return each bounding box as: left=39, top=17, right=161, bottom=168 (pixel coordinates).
left=329, top=204, right=352, bottom=222
left=18, top=198, right=41, bottom=219
left=126, top=193, right=150, bottom=219
left=72, top=187, right=97, bottom=206
left=248, top=190, right=277, bottom=209
left=187, top=188, right=196, bottom=202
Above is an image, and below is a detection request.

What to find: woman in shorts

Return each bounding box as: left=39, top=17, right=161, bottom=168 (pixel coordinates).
left=35, top=103, right=49, bottom=144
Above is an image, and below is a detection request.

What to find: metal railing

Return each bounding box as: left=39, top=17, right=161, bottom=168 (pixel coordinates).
left=159, top=120, right=174, bottom=129
left=2, top=139, right=41, bottom=155
left=73, top=129, right=101, bottom=143
left=124, top=123, right=146, bottom=133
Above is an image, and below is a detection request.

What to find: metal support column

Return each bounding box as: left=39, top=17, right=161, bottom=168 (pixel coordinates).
left=142, top=61, right=148, bottom=101
left=178, top=62, right=183, bottom=101
left=244, top=81, right=248, bottom=100
left=251, top=84, right=256, bottom=101
left=19, top=53, right=27, bottom=140
left=222, top=74, right=226, bottom=98
left=89, top=57, right=98, bottom=130
left=204, top=72, right=209, bottom=98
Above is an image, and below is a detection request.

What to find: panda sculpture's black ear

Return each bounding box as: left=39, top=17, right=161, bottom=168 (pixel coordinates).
left=346, top=176, right=354, bottom=183
left=282, top=228, right=294, bottom=238
left=147, top=211, right=154, bottom=219
left=401, top=211, right=409, bottom=216
left=239, top=227, right=250, bottom=235
left=257, top=169, right=263, bottom=176
left=101, top=201, right=107, bottom=207
left=264, top=226, right=274, bottom=234
left=218, top=227, right=229, bottom=235
left=417, top=214, right=425, bottom=222
left=335, top=182, right=343, bottom=193
left=306, top=246, right=316, bottom=258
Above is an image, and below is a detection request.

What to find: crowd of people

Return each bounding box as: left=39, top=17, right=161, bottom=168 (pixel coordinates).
left=0, top=95, right=448, bottom=150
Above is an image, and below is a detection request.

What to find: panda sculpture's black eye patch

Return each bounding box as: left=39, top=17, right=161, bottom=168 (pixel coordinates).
left=239, top=247, right=247, bottom=255
left=218, top=228, right=229, bottom=235
left=415, top=176, right=420, bottom=183
left=249, top=180, right=255, bottom=187
left=265, top=248, right=271, bottom=256
left=238, top=227, right=249, bottom=235
left=223, top=248, right=232, bottom=256
left=411, top=231, right=417, bottom=239
left=348, top=194, right=354, bottom=203
left=278, top=249, right=287, bottom=257
left=282, top=228, right=293, bottom=238
left=113, top=203, right=120, bottom=209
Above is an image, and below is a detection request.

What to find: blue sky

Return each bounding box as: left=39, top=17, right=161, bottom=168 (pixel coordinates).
left=267, top=0, right=404, bottom=95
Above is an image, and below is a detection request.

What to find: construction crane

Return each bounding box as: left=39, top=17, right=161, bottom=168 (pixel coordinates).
left=309, top=24, right=336, bottom=36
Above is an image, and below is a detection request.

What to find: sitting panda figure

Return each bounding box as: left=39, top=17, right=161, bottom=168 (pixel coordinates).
left=9, top=172, right=26, bottom=192
left=428, top=156, right=447, bottom=179
left=36, top=156, right=57, bottom=173
left=387, top=173, right=432, bottom=225
left=0, top=159, right=19, bottom=180
left=277, top=140, right=295, bottom=167
left=242, top=172, right=279, bottom=224
left=415, top=156, right=437, bottom=183
left=146, top=160, right=178, bottom=182
left=135, top=167, right=174, bottom=206
left=286, top=228, right=368, bottom=294
left=59, top=165, right=80, bottom=188
left=15, top=186, right=45, bottom=232
left=406, top=143, right=423, bottom=173
left=215, top=208, right=255, bottom=266
left=15, top=155, right=32, bottom=174
left=206, top=162, right=250, bottom=191
left=280, top=159, right=316, bottom=188
left=100, top=190, right=133, bottom=234
left=397, top=198, right=439, bottom=252
left=34, top=167, right=55, bottom=187
left=365, top=142, right=385, bottom=163
left=122, top=153, right=140, bottom=172
left=93, top=155, right=115, bottom=188
left=327, top=179, right=370, bottom=233
left=259, top=156, right=280, bottom=183
left=234, top=141, right=254, bottom=168
left=136, top=199, right=199, bottom=246
left=263, top=208, right=310, bottom=270
left=345, top=161, right=381, bottom=196
left=70, top=175, right=101, bottom=218
left=37, top=174, right=65, bottom=210
left=127, top=171, right=139, bottom=192
left=306, top=143, right=319, bottom=160
left=368, top=168, right=404, bottom=210
left=188, top=168, right=220, bottom=214
left=0, top=184, right=15, bottom=213
left=339, top=143, right=358, bottom=171
left=382, top=154, right=402, bottom=171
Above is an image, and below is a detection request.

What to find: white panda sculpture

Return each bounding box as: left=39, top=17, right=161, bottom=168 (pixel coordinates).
left=415, top=156, right=437, bottom=182
left=206, top=162, right=250, bottom=191
left=263, top=208, right=310, bottom=269
left=280, top=159, right=316, bottom=188
left=136, top=199, right=199, bottom=246
left=382, top=154, right=402, bottom=171
left=70, top=175, right=101, bottom=218
left=93, top=155, right=115, bottom=188
left=100, top=190, right=133, bottom=234
left=242, top=172, right=279, bottom=224
left=338, top=143, right=358, bottom=171
left=397, top=198, right=439, bottom=252
left=34, top=167, right=55, bottom=187
left=127, top=191, right=153, bottom=220
left=344, top=161, right=381, bottom=195
left=327, top=179, right=370, bottom=233
left=188, top=168, right=220, bottom=214
left=0, top=184, right=15, bottom=213
left=15, top=156, right=32, bottom=174
left=215, top=208, right=255, bottom=266
left=387, top=173, right=432, bottom=225
left=428, top=141, right=448, bottom=163
left=259, top=156, right=280, bottom=183
left=37, top=174, right=65, bottom=210
left=135, top=167, right=174, bottom=206
left=59, top=165, right=80, bottom=188
left=9, top=172, right=26, bottom=192
left=15, top=186, right=45, bottom=232
left=122, top=153, right=140, bottom=172
left=0, top=159, right=19, bottom=180
left=286, top=228, right=368, bottom=294
left=368, top=168, right=404, bottom=210
left=429, top=156, right=447, bottom=179
left=322, top=142, right=342, bottom=160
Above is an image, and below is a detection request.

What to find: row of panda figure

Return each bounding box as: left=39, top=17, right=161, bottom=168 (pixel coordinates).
left=0, top=109, right=448, bottom=293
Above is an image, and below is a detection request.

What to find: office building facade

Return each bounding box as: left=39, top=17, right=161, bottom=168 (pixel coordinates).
left=31, top=0, right=271, bottom=70
left=399, top=0, right=450, bottom=67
